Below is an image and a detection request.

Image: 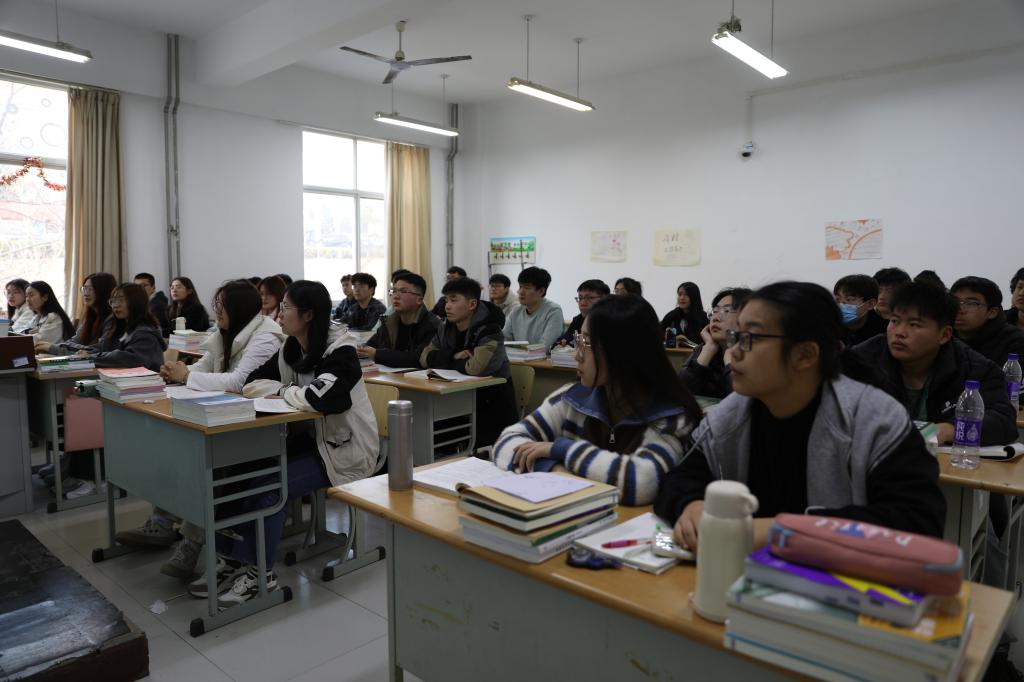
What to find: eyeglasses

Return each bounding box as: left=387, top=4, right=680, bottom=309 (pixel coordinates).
left=574, top=295, right=600, bottom=303
left=108, top=297, right=125, bottom=305
left=725, top=329, right=786, bottom=352
left=80, top=286, right=94, bottom=294
left=388, top=288, right=420, bottom=297
left=280, top=301, right=299, bottom=312
left=955, top=299, right=986, bottom=311
left=711, top=305, right=736, bottom=316
left=573, top=331, right=592, bottom=352
left=213, top=299, right=224, bottom=313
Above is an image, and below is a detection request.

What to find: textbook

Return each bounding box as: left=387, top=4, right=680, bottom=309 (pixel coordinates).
left=549, top=346, right=577, bottom=368
left=171, top=393, right=256, bottom=426
left=96, top=367, right=166, bottom=403
left=743, top=546, right=933, bottom=626
left=168, top=331, right=209, bottom=351
left=726, top=578, right=971, bottom=671
left=37, top=355, right=94, bottom=373
left=505, top=342, right=548, bottom=361
left=571, top=512, right=679, bottom=575
left=457, top=474, right=618, bottom=532
left=412, top=457, right=512, bottom=497
left=460, top=507, right=618, bottom=563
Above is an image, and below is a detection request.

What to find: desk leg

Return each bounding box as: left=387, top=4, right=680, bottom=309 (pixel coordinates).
left=386, top=521, right=403, bottom=682
left=90, top=482, right=136, bottom=563
left=45, top=381, right=106, bottom=513
left=319, top=503, right=385, bottom=582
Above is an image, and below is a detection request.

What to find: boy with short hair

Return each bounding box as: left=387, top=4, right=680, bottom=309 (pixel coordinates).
left=873, top=267, right=911, bottom=320
left=833, top=274, right=887, bottom=346
left=333, top=274, right=356, bottom=321
left=340, top=272, right=386, bottom=331
left=950, top=276, right=1024, bottom=366
left=503, top=266, right=565, bottom=348
left=360, top=272, right=439, bottom=368
left=431, top=266, right=467, bottom=318
left=488, top=273, right=517, bottom=319
left=134, top=271, right=170, bottom=336
left=421, top=277, right=517, bottom=448
left=850, top=281, right=1017, bottom=446
left=553, top=279, right=610, bottom=347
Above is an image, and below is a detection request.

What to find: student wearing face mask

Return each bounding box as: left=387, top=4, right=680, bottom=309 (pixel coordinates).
left=655, top=281, right=946, bottom=553
left=677, top=287, right=751, bottom=399
left=833, top=274, right=887, bottom=347
left=492, top=295, right=702, bottom=505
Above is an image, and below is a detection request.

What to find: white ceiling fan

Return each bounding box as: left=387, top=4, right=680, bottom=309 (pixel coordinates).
left=341, top=20, right=472, bottom=85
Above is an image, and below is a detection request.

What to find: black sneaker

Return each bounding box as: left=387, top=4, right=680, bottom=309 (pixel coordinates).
left=217, top=567, right=278, bottom=610
left=187, top=555, right=245, bottom=598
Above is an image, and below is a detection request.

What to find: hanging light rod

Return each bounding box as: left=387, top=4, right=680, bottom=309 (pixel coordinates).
left=0, top=29, right=91, bottom=63
left=507, top=16, right=595, bottom=112
left=373, top=112, right=459, bottom=137
left=711, top=14, right=786, bottom=79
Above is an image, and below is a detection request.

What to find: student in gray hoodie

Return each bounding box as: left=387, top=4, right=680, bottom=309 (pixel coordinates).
left=655, top=281, right=946, bottom=553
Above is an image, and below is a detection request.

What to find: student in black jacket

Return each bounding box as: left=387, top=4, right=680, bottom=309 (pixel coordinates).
left=833, top=274, right=887, bottom=347
left=168, top=276, right=210, bottom=333
left=1007, top=268, right=1024, bottom=332
left=677, top=287, right=751, bottom=399
left=850, top=281, right=1018, bottom=447
left=361, top=272, right=439, bottom=368
left=340, top=272, right=386, bottom=331
left=950, top=276, right=1024, bottom=367
left=660, top=282, right=709, bottom=344
left=134, top=272, right=170, bottom=335
left=553, top=279, right=610, bottom=348
left=430, top=266, right=467, bottom=319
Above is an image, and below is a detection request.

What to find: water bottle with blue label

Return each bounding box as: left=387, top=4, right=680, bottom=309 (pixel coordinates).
left=950, top=380, right=984, bottom=470
left=1003, top=353, right=1022, bottom=413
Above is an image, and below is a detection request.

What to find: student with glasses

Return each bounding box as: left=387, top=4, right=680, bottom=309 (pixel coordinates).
left=949, top=276, right=1024, bottom=367
left=37, top=273, right=117, bottom=355
left=360, top=272, right=440, bottom=368
left=77, top=283, right=167, bottom=371
left=553, top=279, right=610, bottom=348
left=677, top=287, right=751, bottom=399
left=493, top=295, right=702, bottom=505
left=655, top=281, right=946, bottom=552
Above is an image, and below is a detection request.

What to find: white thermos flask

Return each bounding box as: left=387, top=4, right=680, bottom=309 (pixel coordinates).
left=387, top=400, right=414, bottom=491
left=692, top=480, right=759, bottom=622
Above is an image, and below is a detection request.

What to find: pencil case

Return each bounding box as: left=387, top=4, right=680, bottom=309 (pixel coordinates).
left=767, top=514, right=963, bottom=596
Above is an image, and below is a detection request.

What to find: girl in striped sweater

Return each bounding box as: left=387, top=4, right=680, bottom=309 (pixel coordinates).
left=492, top=295, right=702, bottom=505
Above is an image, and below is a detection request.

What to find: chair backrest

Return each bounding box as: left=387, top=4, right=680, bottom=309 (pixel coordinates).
left=163, top=348, right=179, bottom=363
left=509, top=364, right=535, bottom=418
left=365, top=383, right=399, bottom=437
left=62, top=389, right=104, bottom=451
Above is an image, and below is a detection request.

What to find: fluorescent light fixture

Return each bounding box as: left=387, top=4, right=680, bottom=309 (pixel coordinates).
left=374, top=111, right=458, bottom=137
left=0, top=29, right=92, bottom=63
left=507, top=77, right=594, bottom=112
left=712, top=26, right=786, bottom=79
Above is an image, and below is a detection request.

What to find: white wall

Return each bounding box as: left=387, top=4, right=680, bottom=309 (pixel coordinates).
left=456, top=1, right=1024, bottom=318
left=3, top=0, right=452, bottom=303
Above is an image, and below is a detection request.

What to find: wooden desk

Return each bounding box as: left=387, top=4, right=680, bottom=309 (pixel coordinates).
left=27, top=368, right=104, bottom=513
left=333, top=474, right=1011, bottom=682
left=1017, top=412, right=1023, bottom=430
left=366, top=373, right=506, bottom=464
left=666, top=345, right=694, bottom=370
left=93, top=398, right=317, bottom=637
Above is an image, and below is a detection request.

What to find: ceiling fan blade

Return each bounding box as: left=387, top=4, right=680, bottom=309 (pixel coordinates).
left=382, top=67, right=403, bottom=84
left=340, top=46, right=395, bottom=64
left=403, top=55, right=472, bottom=66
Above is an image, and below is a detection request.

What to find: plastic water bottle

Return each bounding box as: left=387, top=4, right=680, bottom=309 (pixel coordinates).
left=950, top=380, right=984, bottom=470
left=387, top=400, right=414, bottom=491
left=665, top=328, right=677, bottom=348
left=1004, top=353, right=1022, bottom=413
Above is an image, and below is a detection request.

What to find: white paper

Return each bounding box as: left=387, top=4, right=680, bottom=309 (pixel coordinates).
left=164, top=386, right=225, bottom=400
left=254, top=397, right=300, bottom=413
left=427, top=369, right=477, bottom=382
left=573, top=512, right=679, bottom=572
left=489, top=472, right=593, bottom=503
left=375, top=365, right=417, bottom=374
left=413, top=457, right=512, bottom=495
left=937, top=443, right=1024, bottom=460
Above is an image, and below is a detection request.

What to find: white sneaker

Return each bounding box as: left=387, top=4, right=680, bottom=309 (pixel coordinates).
left=187, top=555, right=245, bottom=598
left=66, top=481, right=96, bottom=499
left=217, top=567, right=278, bottom=610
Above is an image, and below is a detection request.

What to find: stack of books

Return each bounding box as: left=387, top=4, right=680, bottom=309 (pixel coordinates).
left=724, top=546, right=972, bottom=682
left=505, top=342, right=548, bottom=362
left=37, top=355, right=95, bottom=373
left=549, top=346, right=577, bottom=368
left=96, top=368, right=166, bottom=403
left=457, top=473, right=618, bottom=563
left=168, top=330, right=209, bottom=352
left=171, top=392, right=256, bottom=426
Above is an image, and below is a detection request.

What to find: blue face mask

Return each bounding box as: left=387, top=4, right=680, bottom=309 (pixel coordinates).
left=838, top=303, right=861, bottom=325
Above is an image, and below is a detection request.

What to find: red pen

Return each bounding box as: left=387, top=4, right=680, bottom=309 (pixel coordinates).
left=601, top=538, right=652, bottom=549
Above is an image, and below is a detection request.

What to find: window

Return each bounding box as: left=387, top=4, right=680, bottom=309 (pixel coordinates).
left=0, top=78, right=68, bottom=309
left=302, top=131, right=387, bottom=299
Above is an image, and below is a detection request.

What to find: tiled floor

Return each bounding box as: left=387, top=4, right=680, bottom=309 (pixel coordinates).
left=9, top=471, right=424, bottom=682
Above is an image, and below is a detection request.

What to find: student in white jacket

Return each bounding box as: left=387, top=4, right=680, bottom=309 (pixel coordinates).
left=196, top=280, right=378, bottom=608
left=23, top=280, right=75, bottom=345
left=116, top=280, right=287, bottom=581
left=6, top=278, right=34, bottom=332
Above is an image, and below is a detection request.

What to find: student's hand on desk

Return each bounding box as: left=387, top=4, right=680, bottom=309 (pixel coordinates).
left=74, top=350, right=90, bottom=357
left=674, top=502, right=776, bottom=552
left=160, top=361, right=189, bottom=384
left=357, top=345, right=376, bottom=360
left=936, top=423, right=955, bottom=445
left=453, top=350, right=472, bottom=360
left=34, top=341, right=52, bottom=354
left=512, top=441, right=553, bottom=472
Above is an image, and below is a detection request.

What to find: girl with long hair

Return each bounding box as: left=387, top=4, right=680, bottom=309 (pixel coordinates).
left=167, top=276, right=210, bottom=332
left=37, top=273, right=117, bottom=354
left=6, top=278, right=33, bottom=332
left=23, top=281, right=75, bottom=344
left=85, top=283, right=166, bottom=371
left=660, top=281, right=709, bottom=344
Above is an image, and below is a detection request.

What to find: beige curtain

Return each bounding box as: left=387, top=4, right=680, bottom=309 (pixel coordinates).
left=64, top=88, right=125, bottom=316
left=387, top=142, right=434, bottom=302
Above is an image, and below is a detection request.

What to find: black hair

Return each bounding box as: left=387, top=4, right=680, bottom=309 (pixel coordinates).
left=281, top=280, right=333, bottom=374
left=517, top=266, right=551, bottom=293
left=615, top=277, right=643, bottom=296
left=340, top=274, right=353, bottom=283
left=585, top=295, right=702, bottom=422
left=105, top=283, right=159, bottom=344
left=577, top=279, right=611, bottom=297
left=391, top=268, right=412, bottom=283
left=447, top=266, right=468, bottom=278
left=873, top=267, right=911, bottom=287
left=890, top=281, right=957, bottom=328
left=676, top=281, right=707, bottom=332
left=273, top=273, right=293, bottom=286
left=247, top=276, right=262, bottom=288
left=442, top=277, right=482, bottom=301
left=80, top=272, right=117, bottom=345
left=489, top=273, right=511, bottom=288
left=133, top=272, right=156, bottom=287
left=395, top=272, right=427, bottom=297
left=6, top=278, right=29, bottom=318
left=213, top=280, right=262, bottom=372
left=711, top=287, right=752, bottom=308
left=914, top=270, right=946, bottom=290
left=27, top=280, right=75, bottom=339
left=950, top=276, right=1002, bottom=310
left=259, top=275, right=287, bottom=309
left=168, top=276, right=202, bottom=320
left=833, top=274, right=879, bottom=301
left=747, top=281, right=883, bottom=387
left=351, top=272, right=377, bottom=290
left=1011, top=268, right=1024, bottom=294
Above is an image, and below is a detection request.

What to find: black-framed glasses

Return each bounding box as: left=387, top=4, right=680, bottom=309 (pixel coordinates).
left=574, top=295, right=600, bottom=303
left=725, top=329, right=786, bottom=352
left=955, top=299, right=986, bottom=311
left=388, top=287, right=420, bottom=297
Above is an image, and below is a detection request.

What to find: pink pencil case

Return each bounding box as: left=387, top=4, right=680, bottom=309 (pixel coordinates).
left=768, top=514, right=963, bottom=596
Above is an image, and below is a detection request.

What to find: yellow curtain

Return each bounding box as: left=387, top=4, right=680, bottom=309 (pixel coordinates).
left=387, top=142, right=434, bottom=302
left=64, top=88, right=125, bottom=316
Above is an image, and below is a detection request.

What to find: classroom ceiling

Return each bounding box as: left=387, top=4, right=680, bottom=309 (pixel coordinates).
left=56, top=0, right=970, bottom=101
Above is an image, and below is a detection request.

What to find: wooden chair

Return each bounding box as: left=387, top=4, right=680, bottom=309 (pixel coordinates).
left=366, top=382, right=399, bottom=473
left=163, top=348, right=179, bottom=363
left=509, top=364, right=535, bottom=418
